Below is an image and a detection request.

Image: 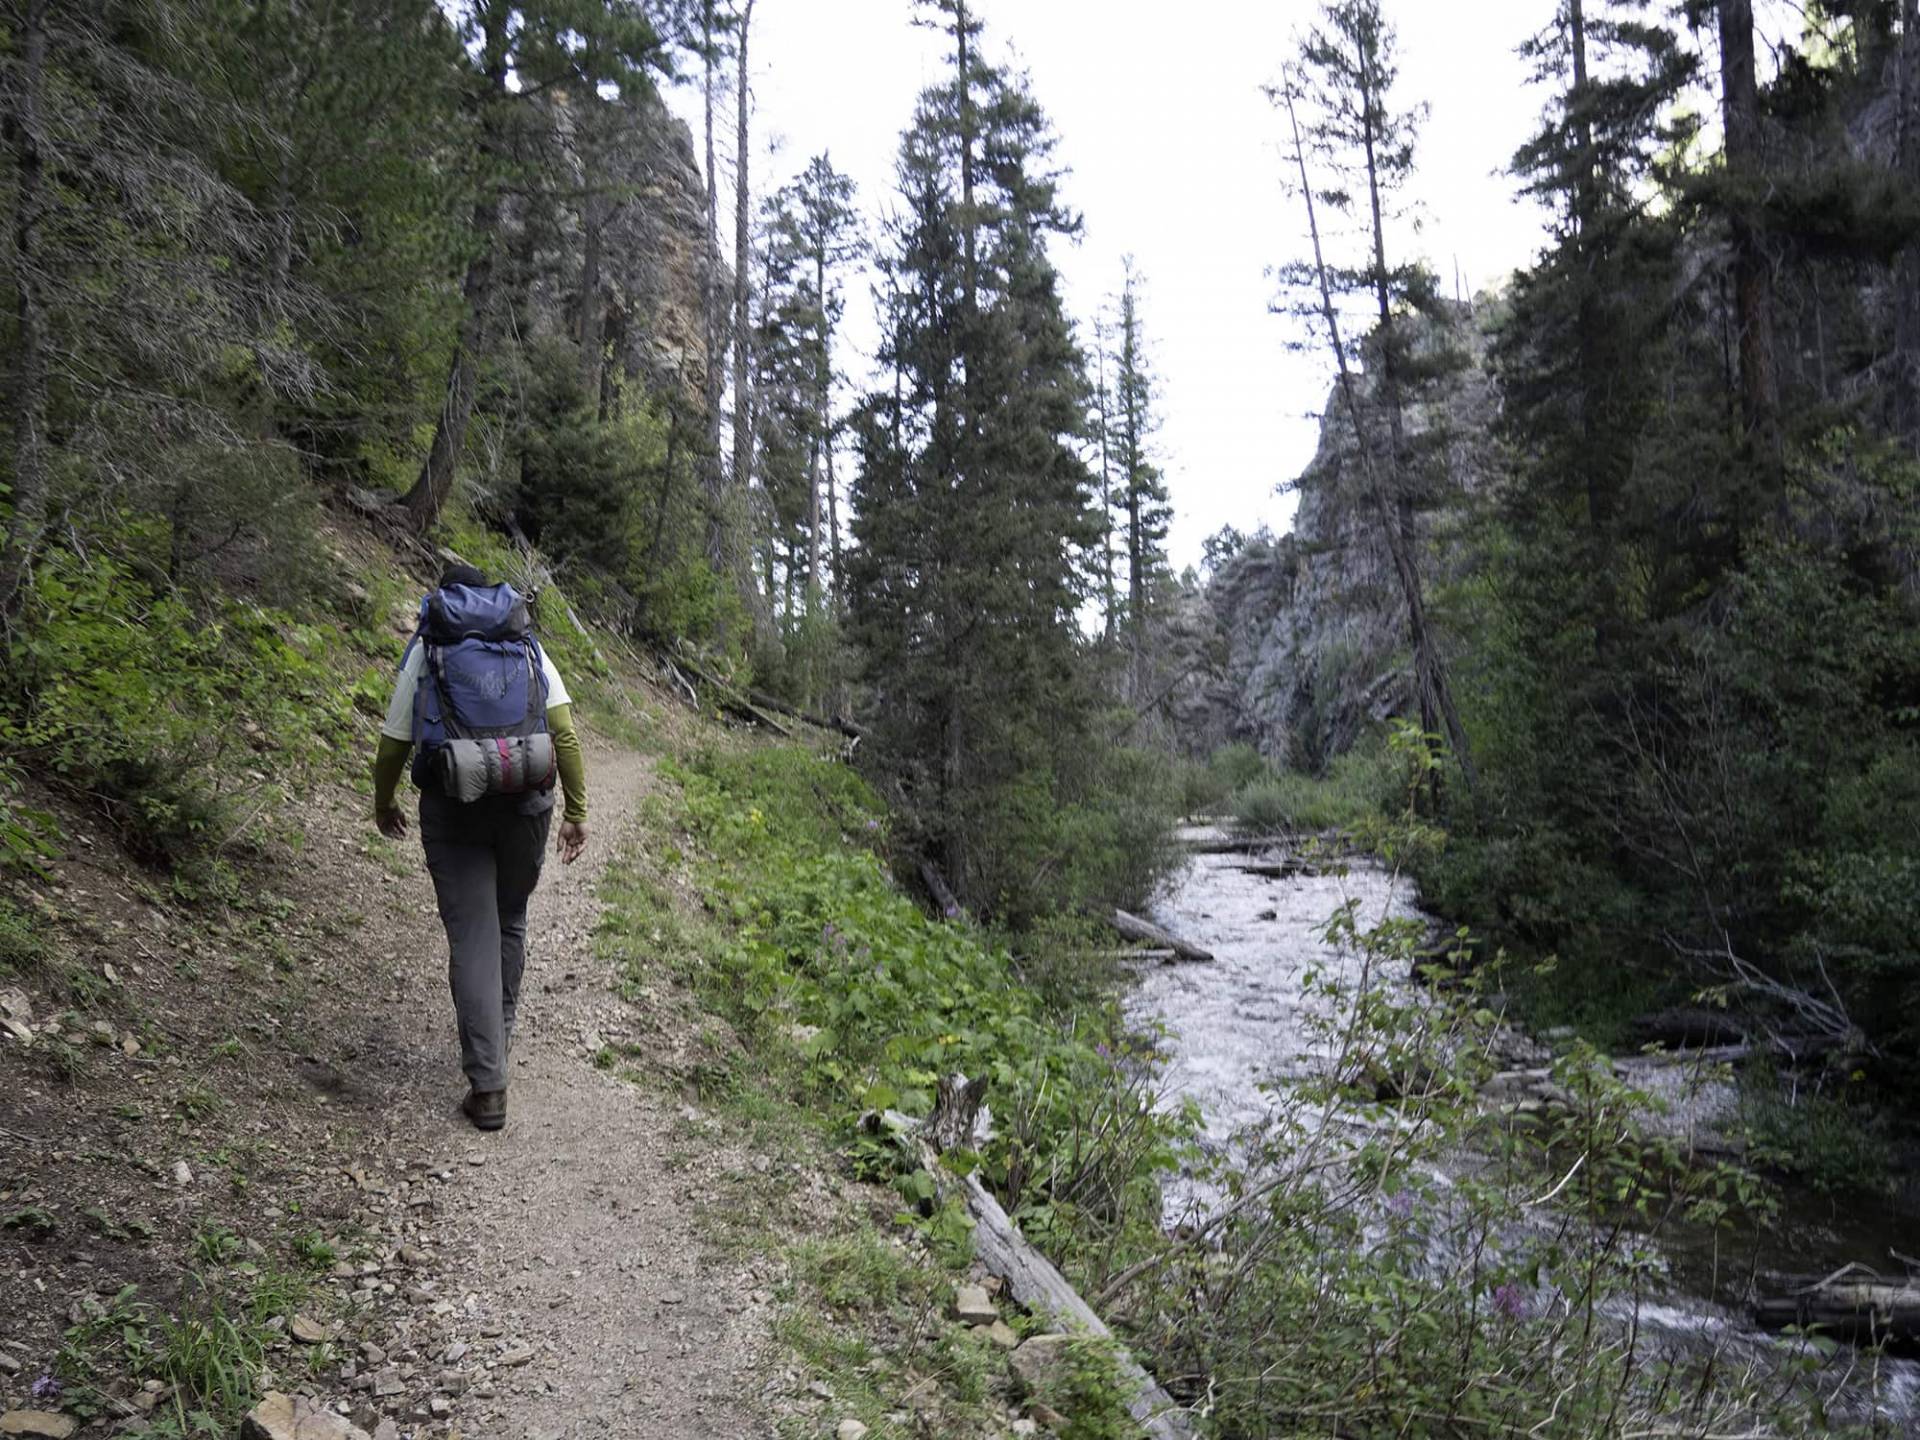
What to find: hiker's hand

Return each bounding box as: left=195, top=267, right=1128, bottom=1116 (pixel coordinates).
left=558, top=819, right=588, bottom=865
left=376, top=806, right=408, bottom=841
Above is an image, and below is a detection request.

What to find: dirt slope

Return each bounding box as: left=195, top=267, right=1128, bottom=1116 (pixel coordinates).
left=1, top=730, right=780, bottom=1440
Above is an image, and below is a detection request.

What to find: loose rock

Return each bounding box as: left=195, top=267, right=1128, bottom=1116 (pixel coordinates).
left=835, top=1421, right=869, bottom=1440
left=239, top=1392, right=371, bottom=1440
left=951, top=1283, right=997, bottom=1326
left=0, top=1413, right=78, bottom=1440
left=1008, top=1333, right=1076, bottom=1398
left=290, top=1314, right=337, bottom=1345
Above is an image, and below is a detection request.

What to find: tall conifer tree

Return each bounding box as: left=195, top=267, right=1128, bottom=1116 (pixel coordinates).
left=848, top=1, right=1098, bottom=913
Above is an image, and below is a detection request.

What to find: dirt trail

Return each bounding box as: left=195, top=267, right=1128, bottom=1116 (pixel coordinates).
left=366, top=740, right=775, bottom=1440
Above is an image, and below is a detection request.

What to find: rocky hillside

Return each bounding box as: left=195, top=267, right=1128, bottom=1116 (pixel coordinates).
left=1171, top=303, right=1501, bottom=768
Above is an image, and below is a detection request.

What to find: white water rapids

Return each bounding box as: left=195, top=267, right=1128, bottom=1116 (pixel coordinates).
left=1124, top=829, right=1920, bottom=1432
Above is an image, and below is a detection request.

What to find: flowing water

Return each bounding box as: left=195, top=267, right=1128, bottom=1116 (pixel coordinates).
left=1124, top=829, right=1920, bottom=1432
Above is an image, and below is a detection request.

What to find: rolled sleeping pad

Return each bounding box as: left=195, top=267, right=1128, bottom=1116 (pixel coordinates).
left=436, top=734, right=557, bottom=802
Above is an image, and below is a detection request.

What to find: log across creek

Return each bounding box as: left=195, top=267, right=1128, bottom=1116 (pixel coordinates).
left=1752, top=1267, right=1920, bottom=1346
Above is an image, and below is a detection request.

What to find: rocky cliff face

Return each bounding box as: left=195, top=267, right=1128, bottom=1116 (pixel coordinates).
left=1170, top=304, right=1500, bottom=768
left=530, top=81, right=717, bottom=406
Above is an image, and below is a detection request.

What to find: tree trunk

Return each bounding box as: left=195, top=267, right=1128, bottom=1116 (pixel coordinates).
left=807, top=246, right=827, bottom=607
left=1567, top=0, right=1620, bottom=640
left=729, top=0, right=756, bottom=509
left=0, top=0, right=52, bottom=618
left=398, top=3, right=509, bottom=531
left=956, top=1, right=977, bottom=322
left=1895, top=0, right=1920, bottom=454
left=1094, top=332, right=1118, bottom=644
left=701, top=1, right=728, bottom=568
left=1121, top=299, right=1146, bottom=704
left=825, top=415, right=842, bottom=607
left=1347, top=46, right=1477, bottom=792
left=1718, top=0, right=1783, bottom=477
left=579, top=180, right=605, bottom=407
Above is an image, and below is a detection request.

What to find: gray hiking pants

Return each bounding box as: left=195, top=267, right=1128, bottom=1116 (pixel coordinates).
left=419, top=789, right=553, bottom=1093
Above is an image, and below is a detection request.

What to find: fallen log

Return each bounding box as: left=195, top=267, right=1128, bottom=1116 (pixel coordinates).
left=895, top=1077, right=1195, bottom=1439
left=920, top=860, right=965, bottom=920
left=1752, top=1268, right=1920, bottom=1344
left=1110, top=909, right=1213, bottom=964
left=1236, top=859, right=1324, bottom=881
left=1629, top=1006, right=1748, bottom=1049
left=740, top=682, right=867, bottom=740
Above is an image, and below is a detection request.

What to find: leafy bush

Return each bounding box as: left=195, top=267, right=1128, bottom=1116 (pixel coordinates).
left=1229, top=729, right=1406, bottom=838
left=4, top=547, right=359, bottom=861
left=645, top=744, right=1192, bottom=1231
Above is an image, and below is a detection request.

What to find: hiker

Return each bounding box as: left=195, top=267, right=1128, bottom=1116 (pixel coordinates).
left=370, top=564, right=589, bottom=1132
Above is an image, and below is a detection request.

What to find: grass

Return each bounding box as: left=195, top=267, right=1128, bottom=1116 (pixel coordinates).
left=59, top=1265, right=319, bottom=1435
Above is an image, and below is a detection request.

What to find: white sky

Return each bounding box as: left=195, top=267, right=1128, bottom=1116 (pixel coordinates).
left=664, top=1, right=1807, bottom=570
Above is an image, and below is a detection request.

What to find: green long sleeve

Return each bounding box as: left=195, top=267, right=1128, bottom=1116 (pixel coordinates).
left=548, top=702, right=588, bottom=823
left=373, top=734, right=411, bottom=815
left=371, top=707, right=584, bottom=822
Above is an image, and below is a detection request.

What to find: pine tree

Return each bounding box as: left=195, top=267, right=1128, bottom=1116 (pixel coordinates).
left=1501, top=0, right=1695, bottom=640
left=848, top=0, right=1100, bottom=914
left=397, top=1, right=675, bottom=532
left=1277, top=0, right=1476, bottom=792
left=1111, top=261, right=1172, bottom=702
left=758, top=154, right=861, bottom=609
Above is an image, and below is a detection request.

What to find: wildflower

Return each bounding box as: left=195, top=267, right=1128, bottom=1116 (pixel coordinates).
left=1386, top=1190, right=1415, bottom=1220
left=1490, top=1282, right=1531, bottom=1322
left=30, top=1375, right=63, bottom=1403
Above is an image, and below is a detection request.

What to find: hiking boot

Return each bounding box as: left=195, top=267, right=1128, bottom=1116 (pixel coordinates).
left=461, top=1088, right=507, bottom=1132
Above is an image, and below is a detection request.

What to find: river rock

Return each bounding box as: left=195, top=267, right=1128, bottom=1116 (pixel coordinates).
left=240, top=1393, right=371, bottom=1440
left=0, top=1413, right=77, bottom=1439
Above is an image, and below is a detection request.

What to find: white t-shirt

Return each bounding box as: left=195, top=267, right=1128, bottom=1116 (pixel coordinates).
left=380, top=641, right=571, bottom=743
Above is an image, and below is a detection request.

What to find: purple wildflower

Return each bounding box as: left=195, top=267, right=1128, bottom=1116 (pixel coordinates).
left=31, top=1375, right=63, bottom=1403
left=1490, top=1282, right=1532, bottom=1322
left=864, top=818, right=880, bottom=831
left=943, top=904, right=960, bottom=919
left=1386, top=1190, right=1415, bottom=1220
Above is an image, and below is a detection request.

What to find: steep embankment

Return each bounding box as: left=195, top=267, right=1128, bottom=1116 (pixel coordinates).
left=1, top=514, right=1172, bottom=1440
left=0, top=532, right=775, bottom=1438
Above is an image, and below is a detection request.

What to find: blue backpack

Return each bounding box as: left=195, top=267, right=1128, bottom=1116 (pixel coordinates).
left=408, top=583, right=553, bottom=796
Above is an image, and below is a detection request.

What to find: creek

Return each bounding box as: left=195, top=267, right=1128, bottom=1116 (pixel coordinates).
left=1124, top=828, right=1920, bottom=1432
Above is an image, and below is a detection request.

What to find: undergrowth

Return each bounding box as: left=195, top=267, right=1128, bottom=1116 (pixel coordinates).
left=602, top=730, right=1907, bottom=1438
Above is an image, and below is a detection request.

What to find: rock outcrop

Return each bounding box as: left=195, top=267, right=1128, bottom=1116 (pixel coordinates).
left=1173, top=303, right=1501, bottom=767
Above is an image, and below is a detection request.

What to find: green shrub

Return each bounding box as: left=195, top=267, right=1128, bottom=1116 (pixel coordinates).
left=1741, top=1080, right=1893, bottom=1196
left=1229, top=730, right=1410, bottom=839
left=0, top=894, right=47, bottom=974
left=636, top=744, right=1192, bottom=1232
left=5, top=547, right=359, bottom=861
